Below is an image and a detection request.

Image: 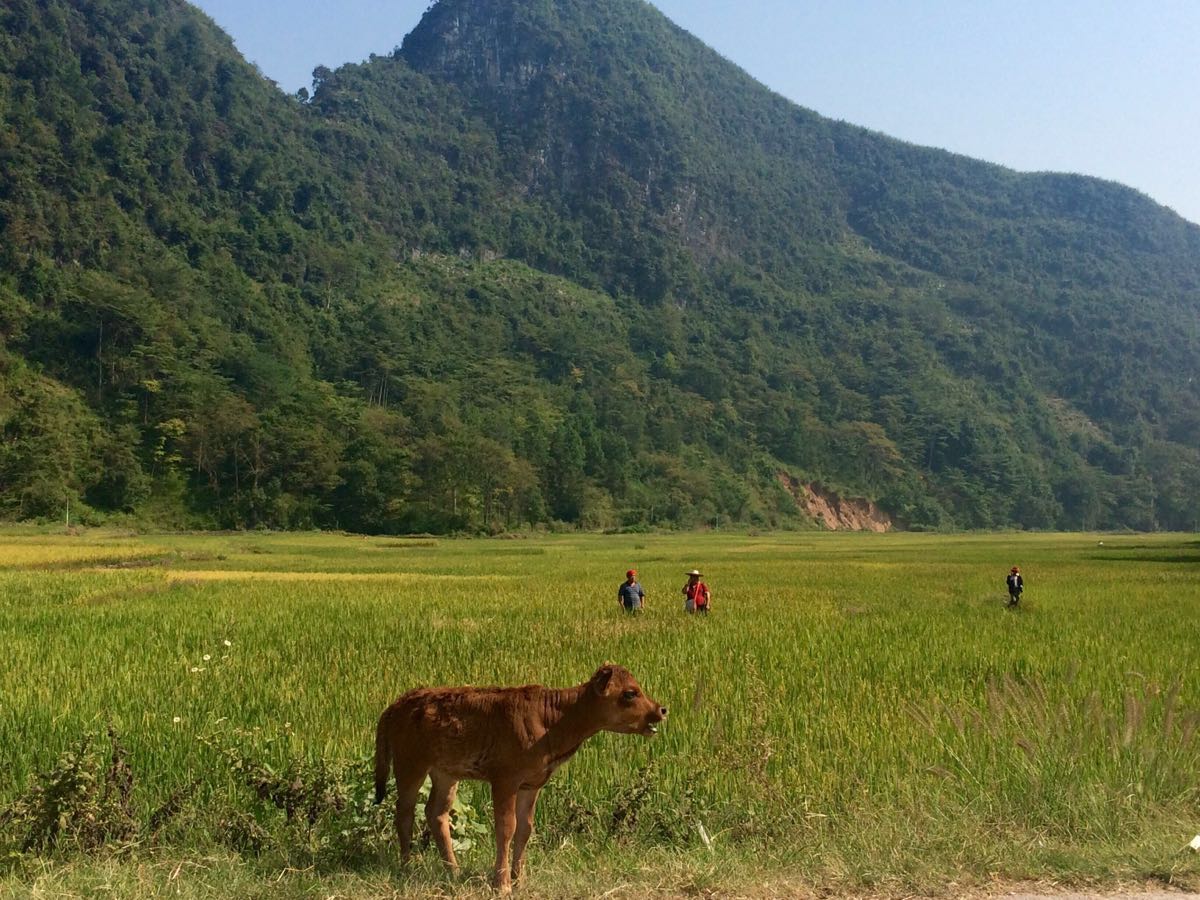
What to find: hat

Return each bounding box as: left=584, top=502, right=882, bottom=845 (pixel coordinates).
left=686, top=569, right=702, bottom=576
left=626, top=569, right=636, bottom=578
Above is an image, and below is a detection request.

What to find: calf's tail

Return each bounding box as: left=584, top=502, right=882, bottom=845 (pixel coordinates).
left=374, top=707, right=392, bottom=804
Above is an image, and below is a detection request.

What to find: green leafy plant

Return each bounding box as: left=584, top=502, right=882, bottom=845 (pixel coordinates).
left=0, top=727, right=189, bottom=859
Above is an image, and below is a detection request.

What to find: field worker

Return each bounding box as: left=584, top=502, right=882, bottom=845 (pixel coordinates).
left=618, top=569, right=645, bottom=613
left=682, top=569, right=710, bottom=614
left=1006, top=566, right=1024, bottom=607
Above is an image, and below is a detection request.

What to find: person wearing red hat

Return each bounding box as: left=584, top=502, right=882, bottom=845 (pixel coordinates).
left=1006, top=566, right=1024, bottom=607
left=618, top=569, right=645, bottom=613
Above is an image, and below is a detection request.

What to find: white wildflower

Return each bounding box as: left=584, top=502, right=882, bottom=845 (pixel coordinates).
left=172, top=716, right=182, bottom=724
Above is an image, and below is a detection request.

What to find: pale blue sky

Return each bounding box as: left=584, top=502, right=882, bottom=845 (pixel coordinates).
left=191, top=0, right=1200, bottom=225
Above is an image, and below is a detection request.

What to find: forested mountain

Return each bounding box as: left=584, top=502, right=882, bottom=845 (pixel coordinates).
left=1, top=0, right=1198, bottom=533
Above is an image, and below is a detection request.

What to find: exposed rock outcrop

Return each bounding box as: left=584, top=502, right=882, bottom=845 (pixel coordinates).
left=777, top=475, right=892, bottom=532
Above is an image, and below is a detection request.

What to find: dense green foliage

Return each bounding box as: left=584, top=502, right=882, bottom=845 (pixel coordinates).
left=1, top=0, right=1198, bottom=531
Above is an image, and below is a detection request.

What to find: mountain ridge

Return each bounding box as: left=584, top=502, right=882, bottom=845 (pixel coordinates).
left=0, top=0, right=1197, bottom=532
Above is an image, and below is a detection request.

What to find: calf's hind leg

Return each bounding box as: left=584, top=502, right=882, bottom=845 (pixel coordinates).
left=392, top=767, right=428, bottom=863
left=424, top=773, right=460, bottom=872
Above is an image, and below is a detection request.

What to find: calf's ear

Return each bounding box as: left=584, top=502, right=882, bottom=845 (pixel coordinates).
left=591, top=665, right=614, bottom=695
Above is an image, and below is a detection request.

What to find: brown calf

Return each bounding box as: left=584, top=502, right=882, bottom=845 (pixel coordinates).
left=374, top=664, right=666, bottom=892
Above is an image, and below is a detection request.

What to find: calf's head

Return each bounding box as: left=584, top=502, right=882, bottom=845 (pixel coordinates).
left=587, top=665, right=668, bottom=736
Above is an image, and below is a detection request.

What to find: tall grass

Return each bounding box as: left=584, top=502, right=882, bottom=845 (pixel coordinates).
left=2, top=529, right=1198, bottom=888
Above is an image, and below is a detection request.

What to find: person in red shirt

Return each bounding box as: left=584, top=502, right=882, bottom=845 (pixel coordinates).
left=682, top=569, right=710, bottom=614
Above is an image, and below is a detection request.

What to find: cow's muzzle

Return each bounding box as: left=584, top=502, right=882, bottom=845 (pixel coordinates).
left=645, top=706, right=668, bottom=735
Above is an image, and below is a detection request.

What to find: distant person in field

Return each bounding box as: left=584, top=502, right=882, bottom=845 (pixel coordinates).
left=618, top=569, right=645, bottom=613
left=682, top=569, right=710, bottom=614
left=1006, top=566, right=1024, bottom=607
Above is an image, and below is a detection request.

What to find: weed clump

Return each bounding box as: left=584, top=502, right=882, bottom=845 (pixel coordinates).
left=0, top=726, right=190, bottom=860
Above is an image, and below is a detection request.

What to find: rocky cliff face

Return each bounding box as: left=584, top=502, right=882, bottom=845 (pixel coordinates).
left=778, top=475, right=893, bottom=532
left=398, top=0, right=835, bottom=279
left=402, top=1, right=562, bottom=91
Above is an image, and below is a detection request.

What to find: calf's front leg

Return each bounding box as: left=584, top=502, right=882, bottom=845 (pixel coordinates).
left=490, top=782, right=518, bottom=894
left=510, top=787, right=541, bottom=885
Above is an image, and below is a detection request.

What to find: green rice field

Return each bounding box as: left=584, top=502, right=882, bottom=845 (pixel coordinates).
left=1, top=528, right=1198, bottom=897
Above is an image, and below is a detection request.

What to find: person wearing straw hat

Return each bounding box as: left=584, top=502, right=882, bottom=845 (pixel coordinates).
left=618, top=569, right=646, bottom=613
left=682, top=569, right=710, bottom=614
left=1005, top=566, right=1024, bottom=607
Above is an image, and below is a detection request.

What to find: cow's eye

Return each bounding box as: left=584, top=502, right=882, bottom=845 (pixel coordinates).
left=622, top=689, right=639, bottom=701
